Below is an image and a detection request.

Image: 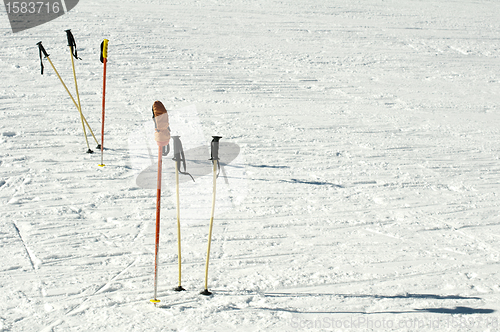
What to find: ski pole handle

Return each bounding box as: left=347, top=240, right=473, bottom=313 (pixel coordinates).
left=65, top=29, right=74, bottom=46
left=65, top=29, right=81, bottom=59
left=210, top=136, right=222, bottom=161
left=37, top=41, right=49, bottom=58
left=152, top=101, right=170, bottom=145
left=101, top=39, right=109, bottom=63
left=36, top=41, right=49, bottom=75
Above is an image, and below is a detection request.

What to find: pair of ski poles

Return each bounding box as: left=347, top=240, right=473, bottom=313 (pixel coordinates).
left=151, top=136, right=222, bottom=305
left=37, top=30, right=108, bottom=159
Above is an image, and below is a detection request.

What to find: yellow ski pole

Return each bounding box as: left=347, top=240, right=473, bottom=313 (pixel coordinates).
left=174, top=159, right=184, bottom=291
left=171, top=136, right=189, bottom=292
left=65, top=30, right=100, bottom=152
left=201, top=136, right=222, bottom=296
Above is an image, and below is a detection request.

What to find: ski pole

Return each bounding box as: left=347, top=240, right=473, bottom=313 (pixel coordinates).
left=98, top=39, right=109, bottom=167
left=65, top=29, right=100, bottom=152
left=150, top=144, right=163, bottom=305
left=150, top=101, right=171, bottom=306
left=37, top=41, right=96, bottom=153
left=201, top=136, right=222, bottom=296
left=172, top=136, right=186, bottom=291
left=65, top=29, right=92, bottom=153
left=170, top=135, right=194, bottom=291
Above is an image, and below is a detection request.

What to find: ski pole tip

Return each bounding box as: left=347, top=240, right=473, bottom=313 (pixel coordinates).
left=200, top=289, right=213, bottom=296
left=98, top=164, right=105, bottom=167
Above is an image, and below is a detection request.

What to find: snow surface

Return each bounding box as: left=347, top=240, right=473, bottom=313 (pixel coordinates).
left=2, top=0, right=500, bottom=331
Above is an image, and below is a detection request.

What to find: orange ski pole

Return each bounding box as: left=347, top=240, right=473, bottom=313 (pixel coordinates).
left=150, top=101, right=171, bottom=306
left=151, top=144, right=163, bottom=305
left=98, top=39, right=109, bottom=167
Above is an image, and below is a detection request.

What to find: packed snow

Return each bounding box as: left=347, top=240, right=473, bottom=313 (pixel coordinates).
left=1, top=0, right=500, bottom=331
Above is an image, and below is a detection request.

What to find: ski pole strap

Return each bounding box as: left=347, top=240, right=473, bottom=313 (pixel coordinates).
left=36, top=41, right=49, bottom=75
left=100, top=39, right=109, bottom=63
left=163, top=144, right=170, bottom=156
left=151, top=107, right=157, bottom=129
left=172, top=136, right=194, bottom=182
left=65, top=29, right=81, bottom=60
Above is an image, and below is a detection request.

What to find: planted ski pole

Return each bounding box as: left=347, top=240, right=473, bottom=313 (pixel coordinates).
left=65, top=29, right=90, bottom=153
left=171, top=135, right=194, bottom=292
left=150, top=101, right=171, bottom=306
left=98, top=39, right=109, bottom=167
left=201, top=136, right=222, bottom=296
left=37, top=41, right=95, bottom=153
left=65, top=29, right=100, bottom=153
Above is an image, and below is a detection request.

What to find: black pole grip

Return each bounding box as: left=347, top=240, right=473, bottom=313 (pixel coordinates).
left=100, top=40, right=104, bottom=63
left=36, top=41, right=49, bottom=75
left=210, top=136, right=222, bottom=161
left=65, top=29, right=81, bottom=59
left=37, top=41, right=49, bottom=58
left=65, top=29, right=74, bottom=47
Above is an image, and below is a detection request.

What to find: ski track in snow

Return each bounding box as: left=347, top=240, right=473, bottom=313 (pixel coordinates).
left=2, top=0, right=500, bottom=331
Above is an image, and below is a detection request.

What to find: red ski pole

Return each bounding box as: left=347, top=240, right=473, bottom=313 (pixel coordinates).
left=150, top=101, right=170, bottom=306
left=98, top=39, right=109, bottom=167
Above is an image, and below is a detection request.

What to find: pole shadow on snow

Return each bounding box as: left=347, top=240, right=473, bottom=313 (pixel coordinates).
left=247, top=164, right=290, bottom=169
left=152, top=290, right=494, bottom=315
left=204, top=291, right=494, bottom=315
left=245, top=164, right=344, bottom=187
left=252, top=306, right=495, bottom=315
left=264, top=292, right=482, bottom=300
left=415, top=307, right=495, bottom=315
left=258, top=292, right=494, bottom=315
left=156, top=299, right=199, bottom=310
left=280, top=178, right=344, bottom=188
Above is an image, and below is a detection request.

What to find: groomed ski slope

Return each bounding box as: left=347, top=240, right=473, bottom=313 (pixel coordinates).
left=1, top=0, right=500, bottom=331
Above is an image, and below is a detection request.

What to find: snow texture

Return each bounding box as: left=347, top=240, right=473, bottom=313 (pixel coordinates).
left=1, top=0, right=500, bottom=331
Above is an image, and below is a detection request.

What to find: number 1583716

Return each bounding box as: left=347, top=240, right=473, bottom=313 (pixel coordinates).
left=5, top=2, right=61, bottom=14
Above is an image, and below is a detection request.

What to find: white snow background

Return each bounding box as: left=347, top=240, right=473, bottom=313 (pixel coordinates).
left=1, top=0, right=500, bottom=331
